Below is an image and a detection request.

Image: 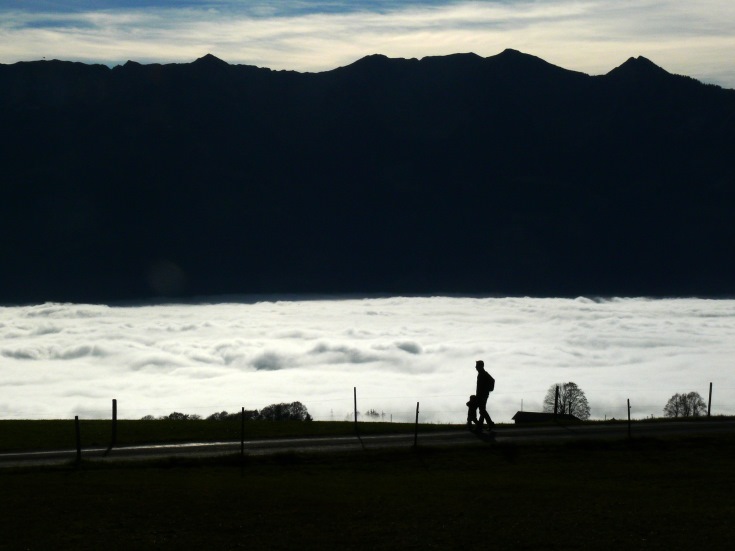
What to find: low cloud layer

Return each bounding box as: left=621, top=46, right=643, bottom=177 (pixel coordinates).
left=1, top=297, right=733, bottom=423
left=1, top=1, right=734, bottom=87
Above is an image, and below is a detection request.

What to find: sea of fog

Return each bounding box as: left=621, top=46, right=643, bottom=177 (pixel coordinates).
left=1, top=297, right=734, bottom=423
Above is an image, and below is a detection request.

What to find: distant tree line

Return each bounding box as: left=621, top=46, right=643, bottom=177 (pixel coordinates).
left=141, top=401, right=312, bottom=422
left=137, top=391, right=709, bottom=424
left=663, top=392, right=707, bottom=418
left=344, top=409, right=387, bottom=421
left=537, top=383, right=711, bottom=421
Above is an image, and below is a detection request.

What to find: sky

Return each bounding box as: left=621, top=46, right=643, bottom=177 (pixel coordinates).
left=2, top=297, right=734, bottom=423
left=1, top=1, right=734, bottom=88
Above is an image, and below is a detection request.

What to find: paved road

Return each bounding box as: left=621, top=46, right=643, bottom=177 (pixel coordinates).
left=2, top=420, right=734, bottom=468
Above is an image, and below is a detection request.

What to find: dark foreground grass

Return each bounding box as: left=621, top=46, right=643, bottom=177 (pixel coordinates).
left=0, top=419, right=455, bottom=453
left=2, top=435, right=734, bottom=550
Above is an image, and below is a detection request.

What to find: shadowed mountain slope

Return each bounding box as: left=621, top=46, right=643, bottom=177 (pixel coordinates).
left=1, top=50, right=733, bottom=303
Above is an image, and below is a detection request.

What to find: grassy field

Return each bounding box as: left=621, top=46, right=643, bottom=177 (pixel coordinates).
left=2, top=434, right=734, bottom=550
left=0, top=419, right=456, bottom=453
left=3, top=416, right=732, bottom=453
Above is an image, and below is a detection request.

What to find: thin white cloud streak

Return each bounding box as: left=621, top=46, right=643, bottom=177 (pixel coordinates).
left=1, top=297, right=734, bottom=423
left=0, top=1, right=734, bottom=87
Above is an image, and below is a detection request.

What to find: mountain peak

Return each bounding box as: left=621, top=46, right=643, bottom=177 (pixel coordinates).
left=497, top=48, right=525, bottom=58
left=488, top=48, right=557, bottom=69
left=607, top=56, right=669, bottom=79
left=349, top=54, right=392, bottom=67
left=193, top=53, right=228, bottom=67
left=334, top=53, right=414, bottom=75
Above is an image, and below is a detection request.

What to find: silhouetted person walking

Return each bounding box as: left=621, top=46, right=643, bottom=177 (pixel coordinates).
left=474, top=360, right=495, bottom=431
left=466, top=394, right=479, bottom=428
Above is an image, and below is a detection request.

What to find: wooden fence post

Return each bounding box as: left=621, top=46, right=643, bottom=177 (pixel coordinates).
left=627, top=399, right=632, bottom=440
left=353, top=387, right=358, bottom=432
left=240, top=406, right=245, bottom=475
left=111, top=398, right=117, bottom=448
left=241, top=406, right=245, bottom=458
left=353, top=387, right=366, bottom=450
left=708, top=382, right=713, bottom=417
left=75, top=416, right=82, bottom=465
left=413, top=402, right=420, bottom=448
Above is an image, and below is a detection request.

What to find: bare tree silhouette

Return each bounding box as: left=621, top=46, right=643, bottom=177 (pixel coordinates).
left=542, top=382, right=591, bottom=420
left=663, top=392, right=707, bottom=418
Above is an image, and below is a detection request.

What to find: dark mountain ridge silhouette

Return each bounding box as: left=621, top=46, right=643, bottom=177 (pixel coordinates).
left=1, top=50, right=733, bottom=303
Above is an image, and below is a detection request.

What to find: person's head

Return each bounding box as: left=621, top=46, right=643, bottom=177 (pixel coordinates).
left=475, top=360, right=484, bottom=372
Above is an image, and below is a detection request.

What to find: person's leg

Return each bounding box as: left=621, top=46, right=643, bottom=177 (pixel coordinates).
left=478, top=395, right=493, bottom=428
left=466, top=405, right=477, bottom=427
